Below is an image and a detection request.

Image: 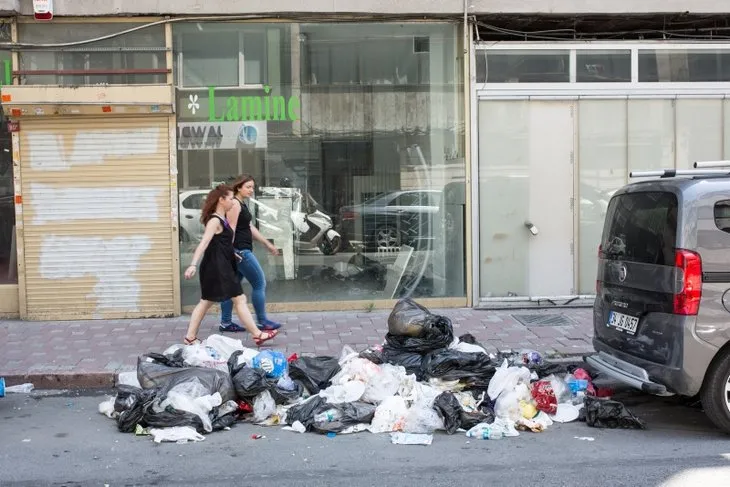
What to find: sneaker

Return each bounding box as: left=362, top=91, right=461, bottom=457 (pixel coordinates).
left=257, top=318, right=282, bottom=331
left=219, top=322, right=246, bottom=332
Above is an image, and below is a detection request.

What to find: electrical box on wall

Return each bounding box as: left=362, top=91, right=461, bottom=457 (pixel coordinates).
left=33, top=0, right=54, bottom=21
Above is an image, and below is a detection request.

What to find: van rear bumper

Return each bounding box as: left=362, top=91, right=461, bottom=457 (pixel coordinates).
left=585, top=351, right=668, bottom=395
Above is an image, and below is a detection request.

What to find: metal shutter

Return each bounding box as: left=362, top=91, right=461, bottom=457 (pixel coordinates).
left=18, top=116, right=176, bottom=320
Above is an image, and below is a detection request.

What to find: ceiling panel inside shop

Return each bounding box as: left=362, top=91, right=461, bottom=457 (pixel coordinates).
left=474, top=14, right=730, bottom=41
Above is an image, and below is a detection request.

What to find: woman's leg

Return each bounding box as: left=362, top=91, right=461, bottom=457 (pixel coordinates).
left=239, top=250, right=280, bottom=329
left=219, top=250, right=245, bottom=329
left=231, top=294, right=263, bottom=337
left=185, top=299, right=214, bottom=342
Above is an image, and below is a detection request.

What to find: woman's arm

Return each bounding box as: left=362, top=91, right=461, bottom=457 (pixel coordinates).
left=251, top=224, right=280, bottom=256
left=227, top=201, right=242, bottom=233
left=184, top=219, right=221, bottom=279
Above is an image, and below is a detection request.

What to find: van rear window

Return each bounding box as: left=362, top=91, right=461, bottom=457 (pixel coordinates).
left=601, top=191, right=678, bottom=266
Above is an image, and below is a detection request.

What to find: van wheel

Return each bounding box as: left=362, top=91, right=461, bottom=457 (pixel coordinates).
left=701, top=350, right=730, bottom=434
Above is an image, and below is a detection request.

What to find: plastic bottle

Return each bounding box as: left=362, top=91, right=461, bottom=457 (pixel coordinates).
left=313, top=409, right=342, bottom=423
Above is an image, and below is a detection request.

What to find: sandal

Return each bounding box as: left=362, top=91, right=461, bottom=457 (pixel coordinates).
left=253, top=330, right=278, bottom=347
left=184, top=336, right=201, bottom=345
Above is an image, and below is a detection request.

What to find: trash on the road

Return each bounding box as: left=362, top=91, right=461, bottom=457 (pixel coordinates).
left=584, top=396, right=645, bottom=430
left=574, top=436, right=595, bottom=441
left=98, top=301, right=646, bottom=444
left=150, top=426, right=205, bottom=443
left=391, top=432, right=433, bottom=445
left=5, top=383, right=34, bottom=394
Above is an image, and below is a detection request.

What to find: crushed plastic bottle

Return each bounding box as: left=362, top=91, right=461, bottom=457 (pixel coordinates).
left=466, top=423, right=503, bottom=440
left=313, top=409, right=342, bottom=423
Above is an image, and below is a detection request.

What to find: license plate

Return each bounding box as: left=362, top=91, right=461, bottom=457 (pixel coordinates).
left=607, top=311, right=639, bottom=334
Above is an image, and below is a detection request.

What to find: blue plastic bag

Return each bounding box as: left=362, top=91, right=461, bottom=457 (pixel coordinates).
left=252, top=350, right=288, bottom=379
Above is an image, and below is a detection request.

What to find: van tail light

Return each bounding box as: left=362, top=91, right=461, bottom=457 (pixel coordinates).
left=673, top=249, right=703, bottom=316
left=596, top=244, right=603, bottom=294
left=341, top=211, right=358, bottom=221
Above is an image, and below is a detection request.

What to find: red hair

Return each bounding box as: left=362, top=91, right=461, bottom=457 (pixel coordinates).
left=201, top=184, right=232, bottom=224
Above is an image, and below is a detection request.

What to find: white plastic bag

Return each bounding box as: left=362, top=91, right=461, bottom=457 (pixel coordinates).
left=369, top=396, right=409, bottom=433
left=253, top=390, right=277, bottom=423
left=338, top=345, right=360, bottom=365
left=451, top=341, right=488, bottom=355
left=181, top=343, right=228, bottom=372
left=495, top=390, right=523, bottom=421
left=98, top=397, right=116, bottom=419
left=160, top=379, right=223, bottom=432
left=403, top=406, right=444, bottom=434
left=319, top=381, right=366, bottom=404
left=203, top=334, right=245, bottom=361
left=487, top=360, right=531, bottom=400
left=117, top=371, right=141, bottom=388
left=149, top=426, right=205, bottom=443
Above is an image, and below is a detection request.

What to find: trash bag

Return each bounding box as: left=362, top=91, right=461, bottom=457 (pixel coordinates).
left=531, top=362, right=570, bottom=378
left=311, top=401, right=377, bottom=434
left=421, top=350, right=496, bottom=382
left=432, top=392, right=463, bottom=435
left=137, top=356, right=235, bottom=402
left=253, top=390, right=277, bottom=422
left=288, top=356, right=341, bottom=394
left=270, top=380, right=304, bottom=405
left=285, top=395, right=330, bottom=429
left=380, top=346, right=425, bottom=379
left=211, top=413, right=237, bottom=431
left=403, top=405, right=444, bottom=434
left=114, top=385, right=157, bottom=433
left=142, top=401, right=206, bottom=433
left=531, top=380, right=558, bottom=415
left=252, top=350, right=288, bottom=379
left=384, top=316, right=454, bottom=354
left=460, top=410, right=494, bottom=431
left=230, top=366, right=269, bottom=400
left=146, top=349, right=185, bottom=368
left=584, top=396, right=645, bottom=430
left=387, top=298, right=435, bottom=337
left=359, top=346, right=384, bottom=365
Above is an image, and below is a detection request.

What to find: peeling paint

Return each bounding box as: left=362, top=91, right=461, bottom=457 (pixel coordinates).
left=27, top=127, right=161, bottom=170
left=29, top=183, right=162, bottom=224
left=39, top=235, right=152, bottom=311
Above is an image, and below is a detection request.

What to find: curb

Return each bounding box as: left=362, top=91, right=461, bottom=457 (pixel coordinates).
left=1, top=354, right=592, bottom=391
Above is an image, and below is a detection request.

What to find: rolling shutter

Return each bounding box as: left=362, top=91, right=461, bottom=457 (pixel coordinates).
left=18, top=116, right=176, bottom=320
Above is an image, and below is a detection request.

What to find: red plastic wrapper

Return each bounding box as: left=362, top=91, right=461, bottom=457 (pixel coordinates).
left=287, top=353, right=299, bottom=363
left=530, top=380, right=558, bottom=415
left=572, top=368, right=596, bottom=396
left=238, top=400, right=253, bottom=414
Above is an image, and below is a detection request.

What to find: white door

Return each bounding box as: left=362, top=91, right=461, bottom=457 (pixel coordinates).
left=478, top=99, right=575, bottom=298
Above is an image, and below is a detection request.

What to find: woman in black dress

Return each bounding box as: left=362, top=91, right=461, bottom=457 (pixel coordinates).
left=183, top=184, right=278, bottom=346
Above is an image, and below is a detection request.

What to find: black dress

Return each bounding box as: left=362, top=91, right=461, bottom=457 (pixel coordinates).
left=199, top=215, right=243, bottom=302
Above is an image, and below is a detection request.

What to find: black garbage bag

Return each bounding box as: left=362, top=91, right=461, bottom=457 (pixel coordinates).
left=359, top=346, right=384, bottom=365
left=432, top=392, right=463, bottom=435
left=142, top=402, right=206, bottom=433
left=146, top=349, right=185, bottom=368
left=230, top=366, right=269, bottom=400
left=421, top=350, right=496, bottom=382
left=460, top=410, right=494, bottom=430
left=137, top=356, right=235, bottom=403
left=584, top=396, right=645, bottom=430
left=269, top=380, right=304, bottom=405
left=311, top=401, right=377, bottom=434
left=458, top=333, right=478, bottom=345
left=286, top=396, right=330, bottom=428
left=381, top=346, right=425, bottom=379
left=388, top=298, right=436, bottom=337
left=114, top=385, right=158, bottom=433
left=211, top=413, right=237, bottom=431
left=288, top=356, right=341, bottom=394
left=384, top=316, right=454, bottom=354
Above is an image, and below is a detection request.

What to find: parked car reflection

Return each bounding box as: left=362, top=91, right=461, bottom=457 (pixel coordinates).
left=337, top=189, right=442, bottom=251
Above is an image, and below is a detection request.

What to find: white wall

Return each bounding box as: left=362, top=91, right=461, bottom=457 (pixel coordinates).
left=7, top=0, right=728, bottom=16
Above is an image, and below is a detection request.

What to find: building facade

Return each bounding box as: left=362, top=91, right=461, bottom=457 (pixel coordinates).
left=0, top=1, right=726, bottom=319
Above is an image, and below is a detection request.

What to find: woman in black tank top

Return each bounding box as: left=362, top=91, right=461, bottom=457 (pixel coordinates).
left=219, top=175, right=283, bottom=332
left=182, top=184, right=278, bottom=347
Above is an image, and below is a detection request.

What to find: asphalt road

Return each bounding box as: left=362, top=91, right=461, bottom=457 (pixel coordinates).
left=1, top=389, right=729, bottom=487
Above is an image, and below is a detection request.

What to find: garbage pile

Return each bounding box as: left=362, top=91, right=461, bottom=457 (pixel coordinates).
left=98, top=299, right=645, bottom=444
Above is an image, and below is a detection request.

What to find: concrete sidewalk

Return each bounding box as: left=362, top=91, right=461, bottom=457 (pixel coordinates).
left=0, top=307, right=595, bottom=389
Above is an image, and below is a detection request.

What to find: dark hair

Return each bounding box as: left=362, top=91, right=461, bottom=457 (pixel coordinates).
left=201, top=184, right=232, bottom=224
left=232, top=174, right=255, bottom=194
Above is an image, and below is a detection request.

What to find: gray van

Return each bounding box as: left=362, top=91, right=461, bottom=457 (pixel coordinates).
left=587, top=163, right=730, bottom=433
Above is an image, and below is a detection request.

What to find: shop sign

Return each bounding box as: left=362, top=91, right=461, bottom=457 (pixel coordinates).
left=177, top=121, right=268, bottom=150
left=183, top=85, right=300, bottom=122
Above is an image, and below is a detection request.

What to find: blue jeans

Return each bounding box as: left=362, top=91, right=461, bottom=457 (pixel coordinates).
left=220, top=249, right=268, bottom=324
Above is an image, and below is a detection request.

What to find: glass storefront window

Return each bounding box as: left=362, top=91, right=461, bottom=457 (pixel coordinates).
left=476, top=49, right=570, bottom=83
left=576, top=50, right=631, bottom=82
left=639, top=49, right=730, bottom=82
left=18, top=23, right=166, bottom=85
left=174, top=22, right=466, bottom=308
left=0, top=47, right=15, bottom=285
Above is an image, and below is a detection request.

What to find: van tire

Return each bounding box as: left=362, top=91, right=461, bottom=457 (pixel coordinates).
left=701, top=350, right=730, bottom=434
